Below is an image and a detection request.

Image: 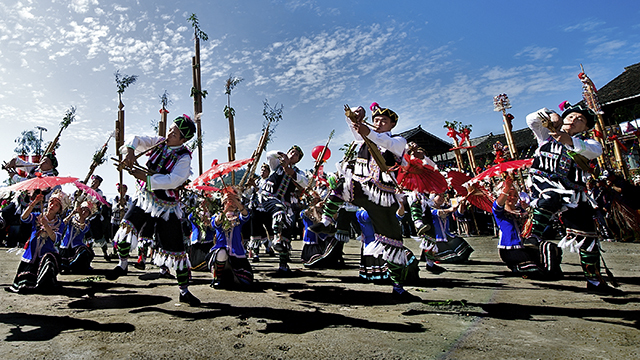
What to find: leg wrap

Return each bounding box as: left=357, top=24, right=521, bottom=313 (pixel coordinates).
left=176, top=267, right=190, bottom=287
left=322, top=196, right=344, bottom=220
left=410, top=201, right=423, bottom=223
left=530, top=207, right=555, bottom=238
left=213, top=260, right=226, bottom=280
left=580, top=249, right=604, bottom=284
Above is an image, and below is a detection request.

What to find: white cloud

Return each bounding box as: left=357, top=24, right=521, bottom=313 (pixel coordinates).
left=17, top=6, right=35, bottom=19
left=564, top=19, right=605, bottom=32
left=515, top=46, right=558, bottom=61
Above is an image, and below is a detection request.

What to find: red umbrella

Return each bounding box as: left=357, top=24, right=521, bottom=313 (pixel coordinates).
left=447, top=170, right=471, bottom=196
left=4, top=175, right=79, bottom=193
left=192, top=158, right=254, bottom=186
left=468, top=158, right=534, bottom=184
left=464, top=183, right=495, bottom=213
left=397, top=155, right=448, bottom=194
left=73, top=181, right=109, bottom=205
left=187, top=184, right=221, bottom=192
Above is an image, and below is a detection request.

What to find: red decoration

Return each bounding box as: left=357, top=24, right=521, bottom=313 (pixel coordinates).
left=608, top=135, right=628, bottom=152
left=74, top=181, right=109, bottom=205
left=192, top=158, right=253, bottom=186
left=447, top=170, right=471, bottom=196
left=311, top=146, right=331, bottom=161
left=397, top=155, right=448, bottom=194
left=4, top=176, right=79, bottom=192
left=159, top=109, right=169, bottom=114
left=465, top=184, right=495, bottom=213
left=468, top=159, right=534, bottom=184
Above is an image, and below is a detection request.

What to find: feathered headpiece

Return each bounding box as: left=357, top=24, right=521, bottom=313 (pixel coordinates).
left=370, top=102, right=398, bottom=124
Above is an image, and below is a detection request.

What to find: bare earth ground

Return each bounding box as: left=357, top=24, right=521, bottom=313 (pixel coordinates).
left=0, top=236, right=639, bottom=360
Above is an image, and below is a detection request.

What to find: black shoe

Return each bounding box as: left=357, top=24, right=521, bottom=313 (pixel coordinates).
left=105, top=266, right=127, bottom=280
left=211, top=279, right=223, bottom=289
left=252, top=256, right=260, bottom=263
left=179, top=291, right=201, bottom=307
left=274, top=266, right=292, bottom=277
left=426, top=264, right=447, bottom=275
left=391, top=289, right=422, bottom=303
left=159, top=271, right=175, bottom=279
left=586, top=282, right=624, bottom=296
left=308, top=222, right=336, bottom=235
left=103, top=253, right=112, bottom=262
left=4, top=286, right=19, bottom=294
left=134, top=261, right=146, bottom=270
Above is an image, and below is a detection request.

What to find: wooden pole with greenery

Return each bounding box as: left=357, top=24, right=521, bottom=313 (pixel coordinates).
left=239, top=99, right=282, bottom=188
left=225, top=76, right=243, bottom=184
left=114, top=70, right=138, bottom=216
left=188, top=14, right=208, bottom=175
left=43, top=106, right=76, bottom=155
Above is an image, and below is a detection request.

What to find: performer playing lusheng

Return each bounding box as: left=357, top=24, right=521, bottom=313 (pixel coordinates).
left=526, top=104, right=621, bottom=295
left=106, top=115, right=201, bottom=306
left=310, top=103, right=420, bottom=301
left=253, top=146, right=308, bottom=274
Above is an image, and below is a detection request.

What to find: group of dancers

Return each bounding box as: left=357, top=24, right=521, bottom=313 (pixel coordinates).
left=1, top=100, right=624, bottom=306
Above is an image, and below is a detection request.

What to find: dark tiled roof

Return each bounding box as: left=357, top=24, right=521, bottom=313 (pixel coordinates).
left=436, top=127, right=539, bottom=164
left=398, top=125, right=453, bottom=156
left=596, top=62, right=640, bottom=105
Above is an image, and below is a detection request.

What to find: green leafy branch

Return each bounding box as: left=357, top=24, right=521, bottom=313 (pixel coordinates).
left=187, top=13, right=209, bottom=41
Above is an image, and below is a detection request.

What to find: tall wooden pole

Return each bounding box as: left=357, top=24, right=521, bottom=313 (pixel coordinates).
left=117, top=96, right=125, bottom=218
left=192, top=55, right=203, bottom=175
left=159, top=108, right=168, bottom=137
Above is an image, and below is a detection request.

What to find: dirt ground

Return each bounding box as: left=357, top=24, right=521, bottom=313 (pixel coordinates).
left=1, top=235, right=639, bottom=360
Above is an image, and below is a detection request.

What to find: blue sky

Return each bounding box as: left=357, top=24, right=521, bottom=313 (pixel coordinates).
left=1, top=0, right=639, bottom=198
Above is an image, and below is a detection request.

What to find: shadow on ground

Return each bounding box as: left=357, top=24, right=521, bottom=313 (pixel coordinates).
left=0, top=313, right=135, bottom=341
left=129, top=302, right=425, bottom=335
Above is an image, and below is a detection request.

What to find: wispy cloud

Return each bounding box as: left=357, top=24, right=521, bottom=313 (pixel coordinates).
left=515, top=46, right=558, bottom=61
left=564, top=19, right=605, bottom=32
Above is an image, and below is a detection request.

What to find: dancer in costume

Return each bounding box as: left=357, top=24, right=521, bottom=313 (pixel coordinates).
left=525, top=104, right=621, bottom=295
left=253, top=146, right=308, bottom=274
left=106, top=114, right=201, bottom=306
left=109, top=183, right=131, bottom=262
left=423, top=192, right=474, bottom=264
left=246, top=163, right=275, bottom=262
left=493, top=175, right=563, bottom=277
left=356, top=205, right=420, bottom=283
left=407, top=191, right=448, bottom=274
left=59, top=200, right=96, bottom=274
left=5, top=189, right=69, bottom=293
left=207, top=189, right=253, bottom=289
left=187, top=197, right=216, bottom=271
left=310, top=103, right=420, bottom=301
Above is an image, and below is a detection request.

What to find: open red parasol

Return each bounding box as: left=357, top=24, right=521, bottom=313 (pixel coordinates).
left=73, top=181, right=109, bottom=205
left=3, top=175, right=79, bottom=193
left=447, top=170, right=472, bottom=196
left=397, top=154, right=448, bottom=194
left=192, top=158, right=254, bottom=186
left=186, top=184, right=221, bottom=192
left=467, top=158, right=534, bottom=184
left=463, top=183, right=495, bottom=213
